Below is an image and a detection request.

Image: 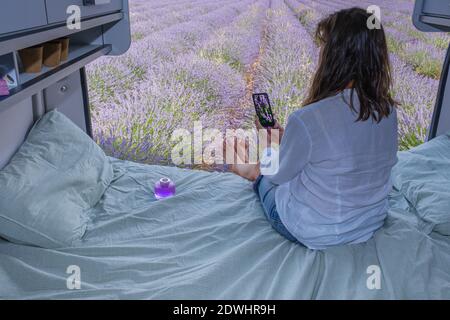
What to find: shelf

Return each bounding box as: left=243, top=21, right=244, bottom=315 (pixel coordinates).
left=0, top=12, right=122, bottom=56
left=0, top=44, right=111, bottom=110
left=19, top=44, right=103, bottom=85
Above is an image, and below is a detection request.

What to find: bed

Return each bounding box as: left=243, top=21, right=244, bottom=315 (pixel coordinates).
left=1, top=133, right=449, bottom=299
left=1, top=0, right=449, bottom=300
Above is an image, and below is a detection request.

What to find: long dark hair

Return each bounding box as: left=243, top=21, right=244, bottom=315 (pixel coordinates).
left=303, top=7, right=397, bottom=122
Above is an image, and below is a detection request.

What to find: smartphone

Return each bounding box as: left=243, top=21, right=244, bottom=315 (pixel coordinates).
left=253, top=93, right=275, bottom=128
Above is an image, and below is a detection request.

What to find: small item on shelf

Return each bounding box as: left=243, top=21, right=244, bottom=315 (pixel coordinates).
left=0, top=79, right=9, bottom=96
left=18, top=45, right=44, bottom=73
left=154, top=177, right=176, bottom=200
left=0, top=60, right=18, bottom=91
left=43, top=41, right=62, bottom=67
left=2, top=73, right=16, bottom=91
left=4, top=74, right=15, bottom=87
left=58, top=38, right=70, bottom=61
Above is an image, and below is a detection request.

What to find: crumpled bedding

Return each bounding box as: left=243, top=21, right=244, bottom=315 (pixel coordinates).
left=0, top=157, right=449, bottom=299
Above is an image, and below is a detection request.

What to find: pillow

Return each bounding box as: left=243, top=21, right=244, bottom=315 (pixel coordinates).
left=0, top=110, right=113, bottom=248
left=391, top=132, right=450, bottom=236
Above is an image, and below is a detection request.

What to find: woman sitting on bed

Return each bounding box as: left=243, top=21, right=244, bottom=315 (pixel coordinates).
left=231, top=8, right=398, bottom=250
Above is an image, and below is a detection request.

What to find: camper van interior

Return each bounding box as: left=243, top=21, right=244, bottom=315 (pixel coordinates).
left=0, top=0, right=449, bottom=300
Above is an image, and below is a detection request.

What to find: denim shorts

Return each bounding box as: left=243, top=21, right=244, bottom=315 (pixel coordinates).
left=254, top=176, right=299, bottom=244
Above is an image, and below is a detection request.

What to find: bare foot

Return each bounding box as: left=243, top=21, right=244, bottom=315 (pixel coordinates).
left=230, top=163, right=260, bottom=181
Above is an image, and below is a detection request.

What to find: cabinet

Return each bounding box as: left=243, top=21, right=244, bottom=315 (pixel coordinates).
left=45, top=0, right=122, bottom=24
left=0, top=1, right=47, bottom=35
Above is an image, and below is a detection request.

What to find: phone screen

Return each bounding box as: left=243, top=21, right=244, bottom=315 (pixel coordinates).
left=253, top=93, right=275, bottom=128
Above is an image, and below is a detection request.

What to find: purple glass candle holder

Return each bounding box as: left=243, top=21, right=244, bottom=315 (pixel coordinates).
left=154, top=177, right=176, bottom=200
left=0, top=79, right=10, bottom=96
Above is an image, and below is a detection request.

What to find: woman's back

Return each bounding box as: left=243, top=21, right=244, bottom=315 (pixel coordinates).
left=238, top=7, right=401, bottom=250
left=271, top=89, right=398, bottom=249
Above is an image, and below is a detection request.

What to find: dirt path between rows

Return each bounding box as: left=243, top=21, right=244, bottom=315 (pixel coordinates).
left=196, top=1, right=273, bottom=172
left=229, top=0, right=273, bottom=129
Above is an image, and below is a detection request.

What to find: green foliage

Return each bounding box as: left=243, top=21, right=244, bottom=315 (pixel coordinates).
left=407, top=51, right=442, bottom=80
left=399, top=129, right=426, bottom=151
left=199, top=49, right=243, bottom=72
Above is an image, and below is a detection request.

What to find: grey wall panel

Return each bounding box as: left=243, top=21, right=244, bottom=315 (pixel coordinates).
left=423, top=0, right=450, bottom=16
left=435, top=73, right=450, bottom=137
left=0, top=0, right=130, bottom=169
left=103, top=0, right=131, bottom=55
left=0, top=97, right=34, bottom=169
left=45, top=0, right=122, bottom=24
left=429, top=45, right=450, bottom=140
left=0, top=1, right=47, bottom=36
left=43, top=72, right=87, bottom=133
left=414, top=0, right=450, bottom=32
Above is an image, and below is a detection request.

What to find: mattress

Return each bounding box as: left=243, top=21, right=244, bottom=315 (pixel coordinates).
left=0, top=157, right=449, bottom=299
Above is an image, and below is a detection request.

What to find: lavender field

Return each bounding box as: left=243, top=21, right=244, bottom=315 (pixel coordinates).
left=87, top=0, right=449, bottom=166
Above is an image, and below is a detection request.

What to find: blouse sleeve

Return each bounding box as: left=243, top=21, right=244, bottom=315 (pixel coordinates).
left=264, top=112, right=312, bottom=185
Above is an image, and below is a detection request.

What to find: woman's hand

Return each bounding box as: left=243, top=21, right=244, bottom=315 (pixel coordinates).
left=271, top=121, right=285, bottom=141
left=255, top=117, right=285, bottom=146
left=254, top=117, right=264, bottom=130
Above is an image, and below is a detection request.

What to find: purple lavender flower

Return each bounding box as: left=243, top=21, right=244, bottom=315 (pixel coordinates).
left=88, top=0, right=448, bottom=167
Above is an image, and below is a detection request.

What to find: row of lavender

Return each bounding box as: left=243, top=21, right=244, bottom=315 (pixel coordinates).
left=87, top=0, right=269, bottom=164
left=287, top=0, right=447, bottom=79
left=283, top=0, right=448, bottom=150
left=253, top=0, right=316, bottom=125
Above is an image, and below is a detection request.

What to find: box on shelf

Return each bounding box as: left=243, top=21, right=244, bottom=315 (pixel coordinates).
left=18, top=46, right=43, bottom=73
left=59, top=38, right=70, bottom=61
left=43, top=41, right=62, bottom=67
